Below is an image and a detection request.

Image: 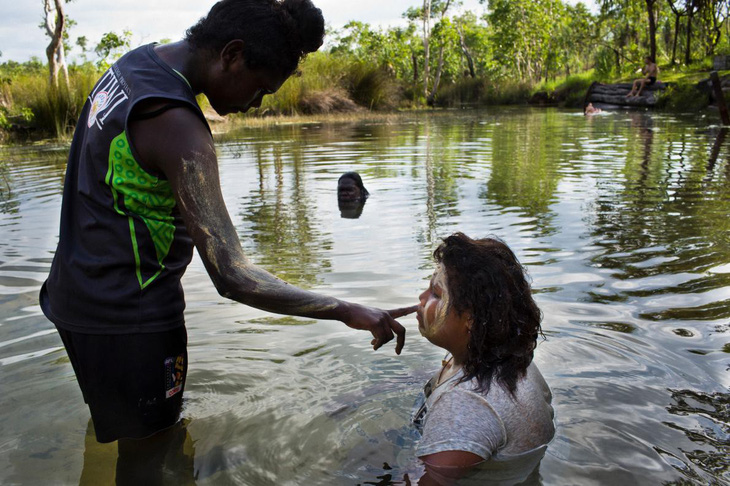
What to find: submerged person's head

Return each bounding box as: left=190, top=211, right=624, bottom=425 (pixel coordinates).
left=417, top=233, right=542, bottom=394
left=185, top=0, right=324, bottom=114
left=337, top=172, right=369, bottom=203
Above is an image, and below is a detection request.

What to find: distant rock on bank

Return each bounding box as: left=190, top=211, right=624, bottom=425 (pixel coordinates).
left=584, top=81, right=669, bottom=110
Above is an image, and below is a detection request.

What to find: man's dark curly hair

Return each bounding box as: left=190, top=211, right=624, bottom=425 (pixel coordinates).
left=185, top=0, right=325, bottom=76
left=434, top=232, right=543, bottom=395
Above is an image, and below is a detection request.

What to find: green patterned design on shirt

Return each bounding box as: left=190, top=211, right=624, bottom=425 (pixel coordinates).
left=106, top=132, right=176, bottom=289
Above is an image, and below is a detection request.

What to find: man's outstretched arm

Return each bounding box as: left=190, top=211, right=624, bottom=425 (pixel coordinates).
left=129, top=105, right=414, bottom=353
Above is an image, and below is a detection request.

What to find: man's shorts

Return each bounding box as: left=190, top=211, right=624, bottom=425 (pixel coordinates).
left=56, top=325, right=188, bottom=443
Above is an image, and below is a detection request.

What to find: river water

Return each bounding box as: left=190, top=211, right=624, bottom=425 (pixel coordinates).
left=0, top=108, right=728, bottom=485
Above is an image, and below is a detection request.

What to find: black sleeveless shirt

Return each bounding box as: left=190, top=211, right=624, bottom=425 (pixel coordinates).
left=41, top=44, right=210, bottom=334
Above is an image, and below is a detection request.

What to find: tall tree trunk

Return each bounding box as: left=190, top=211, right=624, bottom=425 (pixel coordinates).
left=672, top=14, right=680, bottom=65
left=685, top=0, right=695, bottom=65
left=422, top=0, right=432, bottom=100
left=44, top=0, right=67, bottom=89
left=667, top=0, right=685, bottom=65
left=412, top=51, right=419, bottom=85
left=645, top=0, right=657, bottom=61
left=57, top=43, right=69, bottom=85
left=426, top=0, right=453, bottom=104
left=456, top=23, right=475, bottom=78
left=428, top=45, right=445, bottom=105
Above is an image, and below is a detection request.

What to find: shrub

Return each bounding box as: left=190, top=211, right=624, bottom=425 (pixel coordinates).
left=551, top=73, right=599, bottom=108
left=434, top=77, right=532, bottom=107
left=343, top=62, right=400, bottom=110
left=254, top=53, right=401, bottom=115
left=4, top=69, right=99, bottom=137
left=659, top=83, right=710, bottom=112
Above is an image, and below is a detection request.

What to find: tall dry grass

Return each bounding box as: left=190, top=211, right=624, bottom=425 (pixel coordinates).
left=434, top=77, right=533, bottom=107
left=254, top=53, right=402, bottom=116
left=3, top=69, right=99, bottom=138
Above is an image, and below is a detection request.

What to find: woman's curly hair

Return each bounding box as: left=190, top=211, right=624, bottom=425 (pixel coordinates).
left=434, top=233, right=543, bottom=395
left=185, top=0, right=325, bottom=76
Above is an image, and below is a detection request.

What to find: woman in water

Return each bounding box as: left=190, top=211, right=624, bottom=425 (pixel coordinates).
left=337, top=171, right=369, bottom=218
left=412, top=233, right=555, bottom=485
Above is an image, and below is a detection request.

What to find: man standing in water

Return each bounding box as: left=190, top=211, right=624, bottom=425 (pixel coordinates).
left=40, top=0, right=414, bottom=479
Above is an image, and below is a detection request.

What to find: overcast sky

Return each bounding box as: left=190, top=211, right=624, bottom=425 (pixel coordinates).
left=0, top=0, right=486, bottom=63
left=1, top=0, right=594, bottom=63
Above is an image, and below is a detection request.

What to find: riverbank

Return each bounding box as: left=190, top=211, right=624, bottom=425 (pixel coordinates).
left=2, top=61, right=729, bottom=144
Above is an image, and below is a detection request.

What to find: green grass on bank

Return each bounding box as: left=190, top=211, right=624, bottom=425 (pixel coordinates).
left=3, top=54, right=730, bottom=141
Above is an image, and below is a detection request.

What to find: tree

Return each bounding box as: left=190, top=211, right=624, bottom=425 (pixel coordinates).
left=95, top=30, right=132, bottom=70
left=685, top=0, right=698, bottom=64
left=487, top=0, right=565, bottom=81
left=455, top=19, right=476, bottom=78
left=667, top=0, right=687, bottom=65
left=404, top=0, right=456, bottom=101
left=427, top=0, right=455, bottom=104
left=423, top=0, right=432, bottom=99
left=42, top=0, right=69, bottom=89
left=596, top=0, right=647, bottom=73
left=75, top=35, right=89, bottom=63
left=645, top=0, right=658, bottom=61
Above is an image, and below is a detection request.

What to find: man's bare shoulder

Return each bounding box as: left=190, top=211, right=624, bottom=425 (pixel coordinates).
left=128, top=100, right=214, bottom=177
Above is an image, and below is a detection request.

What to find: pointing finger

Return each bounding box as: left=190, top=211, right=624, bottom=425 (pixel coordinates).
left=387, top=305, right=418, bottom=319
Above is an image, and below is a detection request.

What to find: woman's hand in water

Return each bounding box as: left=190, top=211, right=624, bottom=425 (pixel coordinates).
left=342, top=303, right=418, bottom=355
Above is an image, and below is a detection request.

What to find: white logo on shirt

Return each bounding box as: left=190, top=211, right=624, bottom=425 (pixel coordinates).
left=87, top=69, right=129, bottom=130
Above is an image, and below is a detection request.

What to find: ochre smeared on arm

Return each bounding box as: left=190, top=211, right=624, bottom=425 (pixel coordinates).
left=176, top=152, right=339, bottom=319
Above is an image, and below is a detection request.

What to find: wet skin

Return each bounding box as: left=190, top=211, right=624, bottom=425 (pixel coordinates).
left=416, top=264, right=469, bottom=363
left=125, top=40, right=416, bottom=354
left=414, top=264, right=484, bottom=478
left=337, top=178, right=363, bottom=202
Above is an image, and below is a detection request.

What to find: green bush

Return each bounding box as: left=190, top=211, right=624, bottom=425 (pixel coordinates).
left=2, top=68, right=99, bottom=137
left=434, top=77, right=533, bottom=107
left=254, top=53, right=402, bottom=115
left=659, top=83, right=710, bottom=111
left=433, top=77, right=484, bottom=107
left=256, top=53, right=343, bottom=115
left=550, top=72, right=599, bottom=107
left=343, top=61, right=400, bottom=110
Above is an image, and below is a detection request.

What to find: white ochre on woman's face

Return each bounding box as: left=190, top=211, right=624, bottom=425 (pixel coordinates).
left=419, top=264, right=450, bottom=340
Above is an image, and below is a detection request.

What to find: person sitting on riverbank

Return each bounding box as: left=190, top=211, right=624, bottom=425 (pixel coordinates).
left=411, top=233, right=555, bottom=484
left=584, top=102, right=602, bottom=115
left=626, top=56, right=659, bottom=98
left=338, top=171, right=369, bottom=219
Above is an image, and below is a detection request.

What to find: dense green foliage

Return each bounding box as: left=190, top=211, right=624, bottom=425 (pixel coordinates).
left=3, top=0, right=730, bottom=136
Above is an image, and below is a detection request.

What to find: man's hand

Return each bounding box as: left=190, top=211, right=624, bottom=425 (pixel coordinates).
left=343, top=304, right=418, bottom=355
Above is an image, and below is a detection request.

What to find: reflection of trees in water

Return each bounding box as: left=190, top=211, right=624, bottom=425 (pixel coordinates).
left=412, top=119, right=479, bottom=254
left=0, top=158, right=15, bottom=213
left=237, top=142, right=332, bottom=288
left=588, top=115, right=730, bottom=297
left=665, top=388, right=730, bottom=483
left=479, top=110, right=563, bottom=236
left=0, top=147, right=67, bottom=215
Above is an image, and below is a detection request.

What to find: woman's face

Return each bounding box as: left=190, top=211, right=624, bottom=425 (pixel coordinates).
left=417, top=264, right=469, bottom=347
left=337, top=178, right=362, bottom=202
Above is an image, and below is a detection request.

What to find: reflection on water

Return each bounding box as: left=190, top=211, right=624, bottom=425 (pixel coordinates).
left=1, top=108, right=729, bottom=485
